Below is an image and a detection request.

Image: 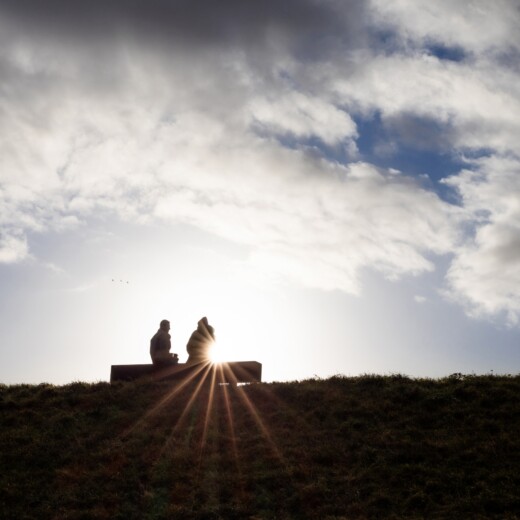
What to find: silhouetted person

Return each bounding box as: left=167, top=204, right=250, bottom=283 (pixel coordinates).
left=150, top=319, right=179, bottom=366
left=186, top=317, right=215, bottom=364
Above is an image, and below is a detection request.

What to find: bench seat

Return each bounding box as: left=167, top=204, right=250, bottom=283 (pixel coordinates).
left=110, top=361, right=262, bottom=384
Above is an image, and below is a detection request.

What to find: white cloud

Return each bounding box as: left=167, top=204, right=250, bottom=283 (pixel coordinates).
left=444, top=155, right=520, bottom=323
left=369, top=0, right=520, bottom=55
left=0, top=231, right=28, bottom=263
left=154, top=152, right=458, bottom=292
left=0, top=32, right=458, bottom=294
left=326, top=53, right=520, bottom=153
left=249, top=91, right=358, bottom=147
left=0, top=0, right=519, bottom=323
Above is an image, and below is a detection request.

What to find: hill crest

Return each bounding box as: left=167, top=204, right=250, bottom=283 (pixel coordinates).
left=1, top=374, right=519, bottom=519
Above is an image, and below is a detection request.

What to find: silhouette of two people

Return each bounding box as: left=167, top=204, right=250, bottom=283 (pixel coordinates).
left=150, top=317, right=215, bottom=366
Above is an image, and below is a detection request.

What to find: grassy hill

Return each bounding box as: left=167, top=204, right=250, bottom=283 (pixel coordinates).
left=1, top=373, right=519, bottom=519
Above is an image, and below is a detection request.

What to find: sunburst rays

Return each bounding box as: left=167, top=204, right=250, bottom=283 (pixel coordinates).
left=114, top=361, right=295, bottom=508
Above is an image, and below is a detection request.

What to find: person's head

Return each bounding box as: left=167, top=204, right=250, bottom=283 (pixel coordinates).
left=159, top=319, right=170, bottom=331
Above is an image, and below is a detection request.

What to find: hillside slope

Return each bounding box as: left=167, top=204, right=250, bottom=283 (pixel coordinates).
left=1, top=374, right=519, bottom=519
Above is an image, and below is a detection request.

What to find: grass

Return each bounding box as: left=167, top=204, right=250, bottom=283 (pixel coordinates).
left=1, top=373, right=519, bottom=519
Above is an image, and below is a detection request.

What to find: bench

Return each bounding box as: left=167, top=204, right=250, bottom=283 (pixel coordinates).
left=110, top=361, right=262, bottom=385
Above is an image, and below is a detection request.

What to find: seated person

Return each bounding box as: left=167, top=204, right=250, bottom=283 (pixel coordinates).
left=150, top=319, right=179, bottom=366
left=186, top=317, right=215, bottom=364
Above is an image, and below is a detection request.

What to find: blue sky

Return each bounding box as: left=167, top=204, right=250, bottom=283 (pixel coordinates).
left=0, top=0, right=519, bottom=384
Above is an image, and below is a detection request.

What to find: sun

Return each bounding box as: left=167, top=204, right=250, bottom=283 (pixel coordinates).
left=209, top=342, right=227, bottom=364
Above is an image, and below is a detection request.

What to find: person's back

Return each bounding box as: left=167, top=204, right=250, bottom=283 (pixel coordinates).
left=150, top=319, right=178, bottom=366
left=186, top=317, right=215, bottom=364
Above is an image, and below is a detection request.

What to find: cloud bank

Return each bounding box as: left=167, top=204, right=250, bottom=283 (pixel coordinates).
left=0, top=0, right=519, bottom=322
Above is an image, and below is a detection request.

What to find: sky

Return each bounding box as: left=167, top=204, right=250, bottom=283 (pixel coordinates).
left=1, top=0, right=520, bottom=384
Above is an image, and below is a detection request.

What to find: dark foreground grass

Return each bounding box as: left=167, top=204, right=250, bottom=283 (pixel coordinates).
left=1, top=374, right=519, bottom=519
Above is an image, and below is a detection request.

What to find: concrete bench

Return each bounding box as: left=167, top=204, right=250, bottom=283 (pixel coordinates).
left=110, top=361, right=262, bottom=385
